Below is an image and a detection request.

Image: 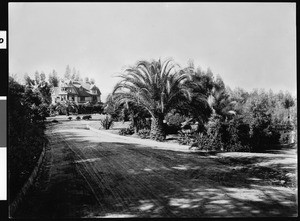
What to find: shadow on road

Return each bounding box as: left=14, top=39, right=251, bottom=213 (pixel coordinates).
left=13, top=123, right=298, bottom=218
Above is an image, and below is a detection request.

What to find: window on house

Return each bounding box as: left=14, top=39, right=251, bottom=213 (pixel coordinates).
left=80, top=97, right=85, bottom=102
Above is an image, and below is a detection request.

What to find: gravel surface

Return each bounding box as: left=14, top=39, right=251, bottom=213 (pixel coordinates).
left=13, top=118, right=298, bottom=218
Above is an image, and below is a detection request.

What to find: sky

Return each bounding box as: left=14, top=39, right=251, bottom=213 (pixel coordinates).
left=9, top=3, right=296, bottom=100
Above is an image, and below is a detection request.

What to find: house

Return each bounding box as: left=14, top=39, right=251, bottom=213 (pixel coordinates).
left=51, top=80, right=101, bottom=105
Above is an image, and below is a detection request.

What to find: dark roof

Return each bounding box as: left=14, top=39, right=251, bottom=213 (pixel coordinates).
left=90, top=84, right=98, bottom=90
left=77, top=87, right=91, bottom=97
left=90, top=84, right=101, bottom=95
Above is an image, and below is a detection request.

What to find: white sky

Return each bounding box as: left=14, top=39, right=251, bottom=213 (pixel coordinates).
left=9, top=3, right=296, bottom=100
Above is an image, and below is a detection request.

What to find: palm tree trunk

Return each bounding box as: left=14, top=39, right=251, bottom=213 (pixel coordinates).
left=150, top=113, right=165, bottom=141
left=133, top=118, right=138, bottom=133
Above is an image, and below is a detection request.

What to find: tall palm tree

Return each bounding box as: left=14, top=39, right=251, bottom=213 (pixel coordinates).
left=112, top=59, right=211, bottom=141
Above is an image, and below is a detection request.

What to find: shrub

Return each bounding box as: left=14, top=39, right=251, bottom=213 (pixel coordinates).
left=193, top=133, right=211, bottom=150
left=279, top=132, right=292, bottom=144
left=8, top=77, right=48, bottom=201
left=55, top=103, right=67, bottom=115
left=165, top=113, right=186, bottom=127
left=190, top=115, right=251, bottom=152
left=100, top=115, right=114, bottom=130
left=68, top=117, right=72, bottom=120
left=165, top=124, right=181, bottom=135
left=164, top=113, right=187, bottom=135
left=82, top=115, right=92, bottom=120
left=178, top=130, right=196, bottom=145
left=76, top=116, right=81, bottom=120
left=119, top=127, right=134, bottom=136
left=228, top=142, right=252, bottom=152
left=138, top=129, right=150, bottom=139
left=193, top=132, right=224, bottom=152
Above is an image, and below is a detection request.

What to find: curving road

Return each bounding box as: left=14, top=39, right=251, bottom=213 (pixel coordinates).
left=13, top=119, right=297, bottom=218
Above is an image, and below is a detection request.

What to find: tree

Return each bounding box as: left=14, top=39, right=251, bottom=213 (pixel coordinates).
left=71, top=67, right=77, bottom=80
left=242, top=89, right=280, bottom=150
left=228, top=87, right=249, bottom=116
left=75, top=70, right=81, bottom=81
left=24, top=74, right=35, bottom=87
left=103, top=93, right=123, bottom=120
left=290, top=98, right=297, bottom=130
left=208, top=76, right=236, bottom=121
left=281, top=91, right=295, bottom=122
left=36, top=81, right=52, bottom=105
left=64, top=65, right=71, bottom=80
left=90, top=78, right=95, bottom=84
left=34, top=71, right=40, bottom=85
left=112, top=58, right=211, bottom=141
left=48, top=70, right=59, bottom=87
left=40, top=72, right=46, bottom=82
left=123, top=102, right=151, bottom=133
left=84, top=77, right=89, bottom=82
left=175, top=66, right=214, bottom=125
left=267, top=90, right=295, bottom=126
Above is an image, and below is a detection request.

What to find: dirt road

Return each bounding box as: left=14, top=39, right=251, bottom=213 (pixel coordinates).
left=14, top=119, right=297, bottom=218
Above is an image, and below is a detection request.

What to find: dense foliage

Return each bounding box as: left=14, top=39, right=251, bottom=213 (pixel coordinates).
left=111, top=59, right=213, bottom=141
left=119, top=127, right=135, bottom=136
left=9, top=77, right=49, bottom=201
left=108, top=58, right=296, bottom=152
left=191, top=88, right=296, bottom=152
left=138, top=129, right=151, bottom=139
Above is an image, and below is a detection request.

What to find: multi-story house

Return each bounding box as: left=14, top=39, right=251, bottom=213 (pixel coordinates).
left=51, top=80, right=101, bottom=105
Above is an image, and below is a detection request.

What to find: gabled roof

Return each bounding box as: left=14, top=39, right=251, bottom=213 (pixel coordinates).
left=89, top=84, right=101, bottom=95
left=77, top=86, right=91, bottom=97
left=72, top=81, right=81, bottom=86
left=71, top=80, right=91, bottom=90
left=73, top=84, right=81, bottom=88
left=81, top=81, right=91, bottom=90
left=90, top=84, right=98, bottom=90
left=52, top=80, right=101, bottom=97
